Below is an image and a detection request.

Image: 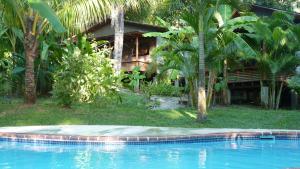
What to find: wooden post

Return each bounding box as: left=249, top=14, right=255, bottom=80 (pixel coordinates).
left=261, top=86, right=269, bottom=108
left=291, top=91, right=298, bottom=110
left=135, top=36, right=139, bottom=67
left=134, top=36, right=140, bottom=93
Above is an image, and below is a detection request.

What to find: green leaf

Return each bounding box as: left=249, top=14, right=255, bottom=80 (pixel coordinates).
left=230, top=32, right=257, bottom=59
left=11, top=27, right=24, bottom=41
left=253, top=21, right=272, bottom=42
left=272, top=27, right=287, bottom=47
left=224, top=16, right=258, bottom=31
left=143, top=32, right=170, bottom=38
left=155, top=17, right=170, bottom=27
left=0, top=28, right=7, bottom=38
left=41, top=41, right=49, bottom=61
left=215, top=5, right=233, bottom=27
left=12, top=67, right=25, bottom=74
left=28, top=0, right=66, bottom=33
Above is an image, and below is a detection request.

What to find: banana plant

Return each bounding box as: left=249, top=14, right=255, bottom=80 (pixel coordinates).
left=0, top=0, right=65, bottom=104
left=145, top=26, right=199, bottom=107
left=212, top=4, right=258, bottom=105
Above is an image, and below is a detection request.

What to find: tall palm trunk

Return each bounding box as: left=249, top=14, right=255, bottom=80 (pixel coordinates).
left=222, top=59, right=229, bottom=105
left=24, top=16, right=39, bottom=104
left=197, top=29, right=207, bottom=121
left=111, top=6, right=124, bottom=75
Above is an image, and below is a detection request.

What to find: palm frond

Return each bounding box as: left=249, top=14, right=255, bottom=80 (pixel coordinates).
left=29, top=0, right=66, bottom=33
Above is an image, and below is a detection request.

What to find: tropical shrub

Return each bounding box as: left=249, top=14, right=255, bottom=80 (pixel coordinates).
left=288, top=75, right=300, bottom=94
left=127, top=66, right=146, bottom=92
left=141, top=82, right=182, bottom=98
left=0, top=52, right=13, bottom=96
left=52, top=36, right=121, bottom=107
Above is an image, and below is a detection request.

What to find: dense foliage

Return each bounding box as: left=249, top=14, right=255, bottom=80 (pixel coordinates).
left=0, top=52, right=13, bottom=96
left=288, top=75, right=300, bottom=94
left=247, top=0, right=299, bottom=12
left=244, top=12, right=300, bottom=109
left=141, top=82, right=182, bottom=98
left=145, top=5, right=258, bottom=107
left=52, top=37, right=121, bottom=107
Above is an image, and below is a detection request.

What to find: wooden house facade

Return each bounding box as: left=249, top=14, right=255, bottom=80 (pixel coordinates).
left=86, top=20, right=166, bottom=72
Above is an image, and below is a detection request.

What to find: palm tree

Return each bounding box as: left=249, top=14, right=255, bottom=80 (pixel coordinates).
left=181, top=0, right=211, bottom=121
left=0, top=0, right=65, bottom=104
left=182, top=0, right=247, bottom=121
left=146, top=3, right=255, bottom=110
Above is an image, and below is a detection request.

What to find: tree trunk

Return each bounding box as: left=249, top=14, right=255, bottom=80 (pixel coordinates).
left=275, top=81, right=284, bottom=110
left=222, top=59, right=229, bottom=105
left=189, top=80, right=195, bottom=107
left=207, top=70, right=216, bottom=108
left=111, top=6, right=124, bottom=75
left=260, top=80, right=269, bottom=108
left=24, top=16, right=39, bottom=104
left=270, top=75, right=276, bottom=109
left=197, top=31, right=207, bottom=122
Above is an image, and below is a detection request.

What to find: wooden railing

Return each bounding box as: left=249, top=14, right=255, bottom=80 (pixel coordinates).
left=121, top=55, right=151, bottom=72
left=228, top=70, right=292, bottom=83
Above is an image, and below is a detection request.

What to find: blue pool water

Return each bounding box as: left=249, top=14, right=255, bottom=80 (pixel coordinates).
left=0, top=140, right=299, bottom=169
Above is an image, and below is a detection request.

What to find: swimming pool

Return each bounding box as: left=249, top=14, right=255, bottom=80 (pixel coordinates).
left=0, top=139, right=299, bottom=169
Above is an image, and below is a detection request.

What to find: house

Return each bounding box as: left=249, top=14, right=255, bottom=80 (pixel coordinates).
left=86, top=20, right=166, bottom=72
left=228, top=4, right=300, bottom=109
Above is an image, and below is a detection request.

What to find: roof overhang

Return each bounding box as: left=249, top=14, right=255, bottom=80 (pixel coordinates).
left=251, top=4, right=300, bottom=23
left=86, top=19, right=167, bottom=34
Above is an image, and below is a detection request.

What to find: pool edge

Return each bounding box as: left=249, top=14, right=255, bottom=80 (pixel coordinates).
left=0, top=131, right=299, bottom=145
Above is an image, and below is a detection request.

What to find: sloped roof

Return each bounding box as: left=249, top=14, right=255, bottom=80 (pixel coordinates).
left=86, top=19, right=166, bottom=38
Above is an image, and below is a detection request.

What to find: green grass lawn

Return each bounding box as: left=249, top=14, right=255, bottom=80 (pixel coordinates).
left=0, top=93, right=299, bottom=129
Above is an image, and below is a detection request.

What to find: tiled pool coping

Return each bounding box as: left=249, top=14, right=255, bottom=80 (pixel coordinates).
left=0, top=131, right=299, bottom=145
